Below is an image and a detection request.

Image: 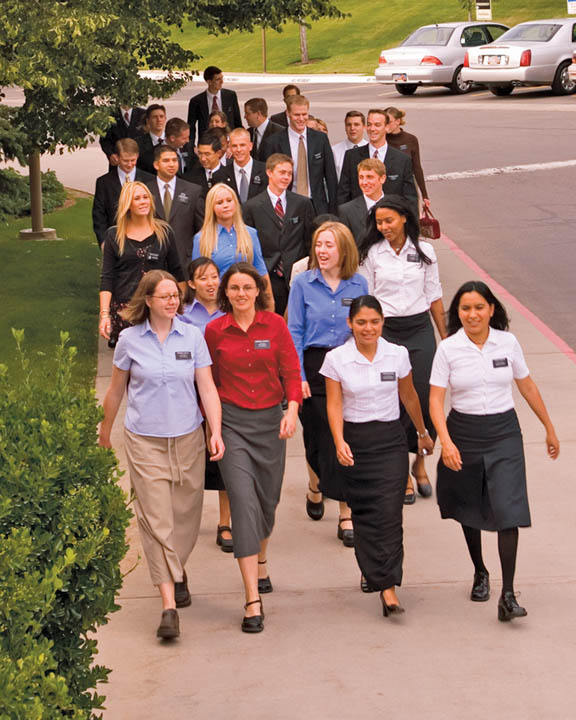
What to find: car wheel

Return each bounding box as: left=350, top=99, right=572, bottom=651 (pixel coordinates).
left=489, top=85, right=514, bottom=96
left=450, top=65, right=472, bottom=94
left=395, top=84, right=418, bottom=96
left=551, top=61, right=576, bottom=96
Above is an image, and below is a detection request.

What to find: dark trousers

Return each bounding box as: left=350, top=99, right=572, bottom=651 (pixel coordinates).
left=270, top=272, right=289, bottom=316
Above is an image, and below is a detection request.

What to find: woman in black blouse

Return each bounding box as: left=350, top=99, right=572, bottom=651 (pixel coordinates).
left=99, top=181, right=183, bottom=346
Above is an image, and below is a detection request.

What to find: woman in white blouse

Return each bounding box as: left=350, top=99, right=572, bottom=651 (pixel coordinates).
left=358, top=195, right=446, bottom=503
left=429, top=281, right=559, bottom=622
left=322, top=295, right=434, bottom=615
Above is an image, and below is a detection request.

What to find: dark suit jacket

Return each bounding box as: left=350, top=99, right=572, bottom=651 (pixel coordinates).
left=269, top=111, right=288, bottom=128
left=337, top=195, right=372, bottom=246
left=242, top=190, right=314, bottom=286
left=177, top=143, right=198, bottom=176
left=249, top=121, right=283, bottom=160
left=146, top=177, right=205, bottom=274
left=212, top=160, right=268, bottom=203
left=99, top=107, right=146, bottom=160
left=137, top=134, right=164, bottom=176
left=260, top=128, right=338, bottom=215
left=92, top=168, right=153, bottom=247
left=181, top=165, right=219, bottom=196
left=187, top=88, right=242, bottom=146
left=337, top=145, right=418, bottom=208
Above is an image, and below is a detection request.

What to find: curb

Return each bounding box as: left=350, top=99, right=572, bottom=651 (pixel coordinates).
left=139, top=70, right=377, bottom=84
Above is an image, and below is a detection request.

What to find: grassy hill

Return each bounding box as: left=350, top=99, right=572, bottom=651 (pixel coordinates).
left=171, top=0, right=571, bottom=74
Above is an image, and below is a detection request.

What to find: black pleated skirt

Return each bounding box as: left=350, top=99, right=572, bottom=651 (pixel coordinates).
left=299, top=347, right=345, bottom=501
left=437, top=409, right=531, bottom=531
left=339, top=420, right=408, bottom=590
left=383, top=311, right=437, bottom=453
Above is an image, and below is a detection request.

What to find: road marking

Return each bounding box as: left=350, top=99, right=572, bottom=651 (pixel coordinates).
left=427, top=159, right=576, bottom=182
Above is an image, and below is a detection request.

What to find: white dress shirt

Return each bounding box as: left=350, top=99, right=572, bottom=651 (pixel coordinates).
left=149, top=132, right=164, bottom=146
left=254, top=118, right=270, bottom=149
left=430, top=328, right=530, bottom=415
left=364, top=193, right=383, bottom=212
left=117, top=167, right=136, bottom=185
left=368, top=143, right=388, bottom=163
left=266, top=187, right=287, bottom=214
left=320, top=337, right=411, bottom=423
left=332, top=137, right=368, bottom=179
left=206, top=90, right=222, bottom=113
left=234, top=159, right=253, bottom=190
left=287, top=126, right=308, bottom=194
left=359, top=237, right=442, bottom=317
left=156, top=175, right=176, bottom=200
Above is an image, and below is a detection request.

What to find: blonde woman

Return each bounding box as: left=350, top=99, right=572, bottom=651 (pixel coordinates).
left=99, top=181, right=183, bottom=347
left=191, top=183, right=274, bottom=309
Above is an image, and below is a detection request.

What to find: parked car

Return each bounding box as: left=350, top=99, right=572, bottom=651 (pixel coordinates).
left=374, top=21, right=509, bottom=95
left=462, top=18, right=576, bottom=96
left=568, top=49, right=576, bottom=82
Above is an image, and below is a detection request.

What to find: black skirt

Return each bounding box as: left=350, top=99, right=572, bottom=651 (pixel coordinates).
left=437, top=409, right=530, bottom=531
left=339, top=420, right=408, bottom=590
left=383, top=311, right=437, bottom=453
left=299, top=347, right=345, bottom=501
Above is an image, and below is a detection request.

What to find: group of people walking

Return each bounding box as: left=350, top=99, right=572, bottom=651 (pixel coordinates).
left=97, top=71, right=560, bottom=639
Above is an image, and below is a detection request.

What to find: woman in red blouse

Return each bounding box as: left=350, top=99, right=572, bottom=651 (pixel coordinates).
left=205, top=262, right=302, bottom=633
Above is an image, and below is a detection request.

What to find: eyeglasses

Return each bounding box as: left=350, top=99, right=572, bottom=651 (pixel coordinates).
left=150, top=293, right=180, bottom=301
left=227, top=285, right=257, bottom=294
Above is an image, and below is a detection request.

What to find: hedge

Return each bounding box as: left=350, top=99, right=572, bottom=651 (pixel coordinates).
left=0, top=169, right=66, bottom=222
left=0, top=331, right=131, bottom=719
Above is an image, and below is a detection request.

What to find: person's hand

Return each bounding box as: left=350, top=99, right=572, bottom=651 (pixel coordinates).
left=279, top=410, right=297, bottom=439
left=546, top=429, right=560, bottom=460
left=109, top=153, right=120, bottom=167
left=98, top=430, right=112, bottom=448
left=302, top=381, right=311, bottom=400
left=423, top=198, right=431, bottom=209
left=99, top=314, right=111, bottom=340
left=336, top=440, right=354, bottom=467
left=418, top=434, right=435, bottom=456
left=441, top=440, right=462, bottom=471
left=208, top=433, right=225, bottom=461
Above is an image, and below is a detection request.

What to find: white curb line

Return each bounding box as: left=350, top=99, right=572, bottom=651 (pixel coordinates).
left=139, top=70, right=377, bottom=84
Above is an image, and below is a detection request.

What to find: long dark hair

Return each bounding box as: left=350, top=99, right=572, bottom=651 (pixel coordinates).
left=447, top=281, right=510, bottom=336
left=183, top=256, right=219, bottom=304
left=357, top=195, right=430, bottom=266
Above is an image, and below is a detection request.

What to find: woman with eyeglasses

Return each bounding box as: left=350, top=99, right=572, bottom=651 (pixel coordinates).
left=205, top=262, right=302, bottom=634
left=99, top=270, right=224, bottom=640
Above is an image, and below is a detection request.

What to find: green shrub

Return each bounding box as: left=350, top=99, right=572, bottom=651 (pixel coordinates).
left=0, top=168, right=66, bottom=222
left=0, top=330, right=131, bottom=719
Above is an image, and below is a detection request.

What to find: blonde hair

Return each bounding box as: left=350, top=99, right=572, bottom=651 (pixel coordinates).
left=384, top=106, right=406, bottom=126
left=199, top=183, right=254, bottom=263
left=309, top=221, right=359, bottom=280
left=115, top=181, right=169, bottom=255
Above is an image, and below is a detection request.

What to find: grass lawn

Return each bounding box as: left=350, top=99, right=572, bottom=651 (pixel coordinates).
left=172, top=0, right=571, bottom=74
left=0, top=197, right=100, bottom=386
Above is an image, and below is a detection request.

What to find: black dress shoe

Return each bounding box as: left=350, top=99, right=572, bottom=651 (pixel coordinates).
left=306, top=485, right=325, bottom=521
left=156, top=609, right=180, bottom=639
left=337, top=517, right=354, bottom=547
left=470, top=570, right=490, bottom=602
left=216, top=525, right=234, bottom=553
left=174, top=570, right=192, bottom=608
left=380, top=592, right=405, bottom=617
left=360, top=575, right=376, bottom=593
left=403, top=490, right=416, bottom=505
left=241, top=598, right=264, bottom=633
left=498, top=591, right=527, bottom=622
left=257, top=560, right=273, bottom=593
left=416, top=480, right=433, bottom=497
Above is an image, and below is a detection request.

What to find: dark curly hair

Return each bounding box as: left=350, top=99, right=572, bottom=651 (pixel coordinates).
left=447, top=281, right=510, bottom=336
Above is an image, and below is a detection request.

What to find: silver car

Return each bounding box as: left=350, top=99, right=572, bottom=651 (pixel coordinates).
left=374, top=21, right=509, bottom=95
left=462, top=18, right=576, bottom=95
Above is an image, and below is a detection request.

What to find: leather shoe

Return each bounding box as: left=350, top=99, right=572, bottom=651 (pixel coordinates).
left=498, top=591, right=527, bottom=622
left=216, top=525, right=234, bottom=553
left=403, top=489, right=416, bottom=505
left=174, top=570, right=191, bottom=608
left=242, top=598, right=264, bottom=633
left=360, top=575, right=376, bottom=594
left=257, top=560, right=273, bottom=594
left=337, top=517, right=354, bottom=547
left=156, top=609, right=180, bottom=639
left=470, top=570, right=490, bottom=602
left=306, top=485, right=325, bottom=521
left=416, top=480, right=433, bottom=497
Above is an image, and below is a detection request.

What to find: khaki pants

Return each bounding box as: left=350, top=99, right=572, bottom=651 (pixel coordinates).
left=124, top=427, right=205, bottom=585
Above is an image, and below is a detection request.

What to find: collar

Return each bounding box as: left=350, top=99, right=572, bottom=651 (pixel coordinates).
left=157, top=175, right=176, bottom=192
left=267, top=187, right=286, bottom=206
left=288, top=126, right=306, bottom=143
left=377, top=236, right=414, bottom=256
left=257, top=118, right=270, bottom=134
left=368, top=142, right=388, bottom=157
left=339, top=336, right=393, bottom=365
left=217, top=223, right=236, bottom=236
left=220, top=310, right=268, bottom=331
left=207, top=89, right=221, bottom=101
left=117, top=167, right=136, bottom=183
left=364, top=193, right=383, bottom=211
left=149, top=132, right=164, bottom=144
left=141, top=316, right=185, bottom=337
left=234, top=159, right=253, bottom=175
left=455, top=326, right=499, bottom=350
left=306, top=268, right=364, bottom=289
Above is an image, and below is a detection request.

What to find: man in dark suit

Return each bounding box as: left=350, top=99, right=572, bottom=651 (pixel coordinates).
left=337, top=108, right=417, bottom=209
left=92, top=138, right=153, bottom=247
left=338, top=158, right=387, bottom=244
left=260, top=95, right=338, bottom=216
left=269, top=84, right=301, bottom=128
left=243, top=153, right=314, bottom=315
left=187, top=66, right=242, bottom=147
left=165, top=118, right=197, bottom=176
left=213, top=128, right=268, bottom=204
left=99, top=106, right=146, bottom=167
left=183, top=131, right=223, bottom=196
left=244, top=98, right=283, bottom=161
left=146, top=145, right=204, bottom=274
left=137, top=104, right=167, bottom=175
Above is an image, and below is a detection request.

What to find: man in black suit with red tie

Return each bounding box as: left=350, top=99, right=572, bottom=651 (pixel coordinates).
left=99, top=106, right=146, bottom=168
left=260, top=95, right=338, bottom=216
left=337, top=108, right=417, bottom=210
left=213, top=128, right=268, bottom=204
left=92, top=138, right=153, bottom=247
left=242, top=154, right=314, bottom=315
left=137, top=104, right=167, bottom=175
left=338, top=158, right=387, bottom=244
left=187, top=66, right=242, bottom=147
left=269, top=84, right=301, bottom=127
left=244, top=98, right=283, bottom=161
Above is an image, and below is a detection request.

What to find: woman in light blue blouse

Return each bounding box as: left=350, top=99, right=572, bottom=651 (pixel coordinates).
left=287, top=221, right=368, bottom=546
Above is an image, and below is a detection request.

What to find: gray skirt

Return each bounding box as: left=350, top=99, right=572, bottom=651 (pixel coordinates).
left=218, top=403, right=286, bottom=558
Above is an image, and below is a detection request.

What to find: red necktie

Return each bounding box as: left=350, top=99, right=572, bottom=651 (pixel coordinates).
left=275, top=197, right=284, bottom=222
left=373, top=149, right=379, bottom=159
left=211, top=95, right=218, bottom=113
left=124, top=111, right=130, bottom=126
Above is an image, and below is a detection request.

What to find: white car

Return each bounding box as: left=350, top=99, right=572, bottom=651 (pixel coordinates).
left=374, top=21, right=509, bottom=95
left=462, top=18, right=576, bottom=96
left=569, top=50, right=576, bottom=82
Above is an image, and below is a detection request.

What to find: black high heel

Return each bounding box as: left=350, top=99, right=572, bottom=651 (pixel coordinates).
left=380, top=591, right=405, bottom=617
left=498, top=591, right=527, bottom=622
left=306, top=485, right=325, bottom=520
left=337, top=517, right=354, bottom=547
left=241, top=598, right=264, bottom=633
left=257, top=559, right=273, bottom=594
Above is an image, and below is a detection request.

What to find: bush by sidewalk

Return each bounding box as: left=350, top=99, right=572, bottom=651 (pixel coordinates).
left=0, top=168, right=66, bottom=222
left=0, top=331, right=131, bottom=718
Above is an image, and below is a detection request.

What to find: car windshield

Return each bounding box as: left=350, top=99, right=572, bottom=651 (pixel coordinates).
left=401, top=26, right=455, bottom=47
left=498, top=23, right=561, bottom=43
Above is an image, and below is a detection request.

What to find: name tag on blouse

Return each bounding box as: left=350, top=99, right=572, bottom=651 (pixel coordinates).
left=407, top=254, right=420, bottom=263
left=492, top=358, right=508, bottom=368
left=341, top=297, right=353, bottom=307
left=380, top=372, right=396, bottom=381
left=147, top=251, right=160, bottom=261
left=254, top=340, right=270, bottom=350
left=175, top=351, right=192, bottom=360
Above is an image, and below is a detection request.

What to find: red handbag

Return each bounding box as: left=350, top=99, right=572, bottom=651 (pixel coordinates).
left=419, top=206, right=441, bottom=240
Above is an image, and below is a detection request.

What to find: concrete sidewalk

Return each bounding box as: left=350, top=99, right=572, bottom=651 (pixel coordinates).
left=95, top=233, right=576, bottom=720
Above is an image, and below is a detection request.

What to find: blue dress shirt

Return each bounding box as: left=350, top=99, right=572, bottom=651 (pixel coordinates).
left=180, top=299, right=225, bottom=335
left=113, top=316, right=212, bottom=437
left=191, top=224, right=268, bottom=277
left=287, top=269, right=369, bottom=381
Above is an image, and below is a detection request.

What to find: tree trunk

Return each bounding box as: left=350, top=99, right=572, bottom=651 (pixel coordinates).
left=299, top=22, right=309, bottom=65
left=29, top=152, right=44, bottom=232
left=262, top=27, right=267, bottom=73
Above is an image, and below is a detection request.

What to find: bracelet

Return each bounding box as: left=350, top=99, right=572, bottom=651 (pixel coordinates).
left=417, top=429, right=430, bottom=439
